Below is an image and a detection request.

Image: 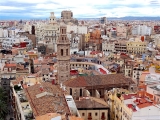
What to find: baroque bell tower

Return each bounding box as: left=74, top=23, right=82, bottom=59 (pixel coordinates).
left=57, top=24, right=70, bottom=84
left=49, top=12, right=56, bottom=24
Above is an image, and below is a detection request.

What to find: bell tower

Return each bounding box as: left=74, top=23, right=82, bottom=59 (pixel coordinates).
left=49, top=12, right=56, bottom=24
left=57, top=24, right=70, bottom=84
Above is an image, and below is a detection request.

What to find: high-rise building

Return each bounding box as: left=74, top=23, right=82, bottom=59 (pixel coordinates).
left=100, top=17, right=107, bottom=24
left=57, top=24, right=70, bottom=84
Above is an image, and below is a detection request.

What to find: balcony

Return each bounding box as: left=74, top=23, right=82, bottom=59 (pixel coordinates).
left=15, top=90, right=34, bottom=120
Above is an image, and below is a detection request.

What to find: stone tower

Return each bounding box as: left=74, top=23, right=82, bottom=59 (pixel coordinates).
left=57, top=24, right=70, bottom=84
left=49, top=12, right=56, bottom=24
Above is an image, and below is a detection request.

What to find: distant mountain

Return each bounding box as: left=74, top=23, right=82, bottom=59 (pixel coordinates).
left=1, top=16, right=160, bottom=21
left=77, top=16, right=160, bottom=21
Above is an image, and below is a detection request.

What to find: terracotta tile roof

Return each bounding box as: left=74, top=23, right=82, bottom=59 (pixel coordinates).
left=12, top=75, right=27, bottom=85
left=64, top=74, right=135, bottom=87
left=24, top=82, right=70, bottom=117
left=122, top=94, right=138, bottom=100
left=11, top=48, right=18, bottom=55
left=27, top=51, right=35, bottom=54
left=41, top=65, right=50, bottom=69
left=64, top=77, right=87, bottom=87
left=34, top=66, right=41, bottom=73
left=33, top=59, right=40, bottom=64
left=4, top=63, right=16, bottom=68
left=75, top=97, right=109, bottom=109
left=42, top=69, right=50, bottom=75
left=35, top=113, right=61, bottom=120
left=17, top=64, right=24, bottom=70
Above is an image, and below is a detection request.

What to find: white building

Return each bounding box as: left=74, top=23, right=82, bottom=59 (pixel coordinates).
left=102, top=40, right=115, bottom=53
left=123, top=95, right=160, bottom=120
left=132, top=25, right=152, bottom=36
left=23, top=22, right=32, bottom=34
left=0, top=27, right=4, bottom=37
left=2, top=35, right=32, bottom=50
left=66, top=25, right=87, bottom=34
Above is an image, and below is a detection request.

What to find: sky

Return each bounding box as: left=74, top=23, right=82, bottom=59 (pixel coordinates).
left=0, top=0, right=160, bottom=19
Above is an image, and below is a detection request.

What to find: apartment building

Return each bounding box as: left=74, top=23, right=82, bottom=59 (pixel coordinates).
left=66, top=24, right=88, bottom=34
left=154, top=25, right=160, bottom=34
left=116, top=24, right=127, bottom=38
left=126, top=41, right=147, bottom=54
left=147, top=84, right=160, bottom=104
left=102, top=40, right=115, bottom=53
left=114, top=40, right=127, bottom=53
left=100, top=17, right=107, bottom=24
left=107, top=88, right=160, bottom=120
left=35, top=22, right=45, bottom=42
left=84, top=33, right=90, bottom=43
left=132, top=25, right=152, bottom=36
left=132, top=65, right=145, bottom=85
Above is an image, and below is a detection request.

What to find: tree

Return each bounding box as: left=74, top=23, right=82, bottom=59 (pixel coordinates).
left=0, top=100, right=8, bottom=119
left=0, top=87, right=7, bottom=101
left=0, top=87, right=8, bottom=119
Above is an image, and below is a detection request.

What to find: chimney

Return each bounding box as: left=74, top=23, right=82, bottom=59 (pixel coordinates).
left=62, top=86, right=66, bottom=91
left=40, top=86, right=44, bottom=92
left=60, top=83, right=62, bottom=88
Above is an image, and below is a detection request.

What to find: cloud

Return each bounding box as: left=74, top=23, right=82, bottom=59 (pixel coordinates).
left=0, top=0, right=160, bottom=19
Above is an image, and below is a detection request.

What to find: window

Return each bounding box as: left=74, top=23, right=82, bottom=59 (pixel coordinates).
left=80, top=88, right=82, bottom=97
left=101, top=112, right=105, bottom=120
left=70, top=88, right=72, bottom=95
left=95, top=112, right=98, bottom=116
left=88, top=113, right=92, bottom=116
left=66, top=49, right=68, bottom=56
left=82, top=113, right=85, bottom=116
left=61, top=49, right=63, bottom=56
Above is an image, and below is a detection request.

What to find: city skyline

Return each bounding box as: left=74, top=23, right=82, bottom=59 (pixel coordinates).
left=0, top=0, right=160, bottom=19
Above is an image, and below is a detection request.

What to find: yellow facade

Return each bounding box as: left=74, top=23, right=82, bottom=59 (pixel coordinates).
left=106, top=89, right=131, bottom=120
left=126, top=41, right=147, bottom=54
left=79, top=110, right=108, bottom=120
left=85, top=33, right=90, bottom=42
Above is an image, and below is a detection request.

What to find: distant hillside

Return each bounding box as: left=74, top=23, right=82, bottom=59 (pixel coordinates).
left=77, top=16, right=160, bottom=21
left=1, top=16, right=160, bottom=21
